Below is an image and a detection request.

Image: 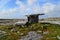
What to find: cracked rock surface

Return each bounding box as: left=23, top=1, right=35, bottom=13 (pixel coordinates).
left=20, top=31, right=42, bottom=40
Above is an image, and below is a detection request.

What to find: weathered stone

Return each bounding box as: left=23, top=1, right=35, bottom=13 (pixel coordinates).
left=20, top=31, right=42, bottom=40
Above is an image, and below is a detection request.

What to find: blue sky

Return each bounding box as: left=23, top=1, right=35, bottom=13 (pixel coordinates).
left=0, top=0, right=60, bottom=19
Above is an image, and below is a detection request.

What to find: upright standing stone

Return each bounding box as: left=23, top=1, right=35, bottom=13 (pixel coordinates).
left=26, top=14, right=44, bottom=24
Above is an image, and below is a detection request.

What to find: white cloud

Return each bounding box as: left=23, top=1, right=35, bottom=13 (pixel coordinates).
left=31, top=5, right=41, bottom=14
left=16, top=0, right=26, bottom=14
left=41, top=3, right=60, bottom=17
left=27, top=0, right=37, bottom=6
left=0, top=0, right=10, bottom=8
left=0, top=7, right=19, bottom=18
left=0, top=0, right=60, bottom=18
left=0, top=0, right=56, bottom=15
left=42, top=3, right=56, bottom=14
left=16, top=0, right=57, bottom=15
left=16, top=0, right=41, bottom=15
left=0, top=8, right=18, bottom=15
left=54, top=4, right=60, bottom=12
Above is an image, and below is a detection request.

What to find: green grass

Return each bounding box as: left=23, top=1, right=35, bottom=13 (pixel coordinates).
left=0, top=23, right=60, bottom=40
left=42, top=23, right=60, bottom=40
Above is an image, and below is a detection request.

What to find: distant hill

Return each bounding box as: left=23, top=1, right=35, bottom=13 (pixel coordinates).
left=40, top=17, right=60, bottom=21
left=0, top=19, right=27, bottom=25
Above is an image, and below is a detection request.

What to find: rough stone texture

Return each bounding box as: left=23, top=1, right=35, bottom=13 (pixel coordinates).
left=20, top=31, right=42, bottom=40
left=0, top=30, right=8, bottom=38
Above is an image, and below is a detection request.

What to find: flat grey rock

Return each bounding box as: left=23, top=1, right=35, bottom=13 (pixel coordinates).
left=20, top=31, right=42, bottom=40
